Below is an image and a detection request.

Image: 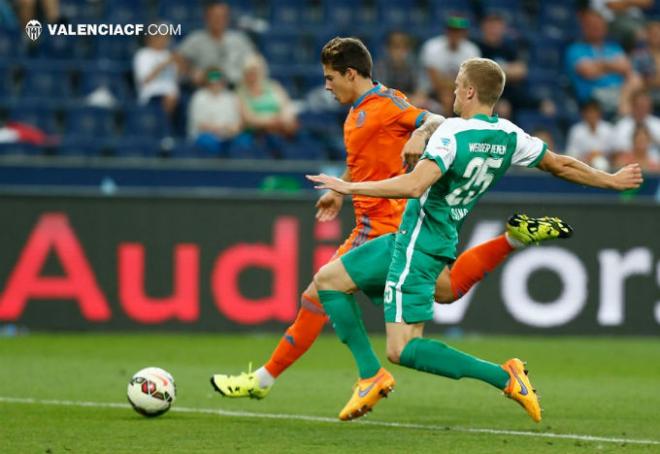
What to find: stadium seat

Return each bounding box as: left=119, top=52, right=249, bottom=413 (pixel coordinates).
left=430, top=0, right=475, bottom=26
left=279, top=139, right=325, bottom=160
left=0, top=61, right=18, bottom=98
left=261, top=31, right=312, bottom=66
left=483, top=0, right=521, bottom=13
left=538, top=2, right=579, bottom=40
left=157, top=0, right=204, bottom=26
left=57, top=136, right=105, bottom=156
left=0, top=141, right=42, bottom=156
left=80, top=65, right=133, bottom=100
left=270, top=0, right=305, bottom=27
left=9, top=104, right=61, bottom=135
left=103, top=0, right=148, bottom=24
left=111, top=136, right=161, bottom=157
left=122, top=106, right=171, bottom=138
left=66, top=106, right=117, bottom=138
left=0, top=29, right=27, bottom=59
left=323, top=0, right=370, bottom=28
left=528, top=36, right=566, bottom=71
left=94, top=36, right=141, bottom=62
left=526, top=68, right=564, bottom=101
left=21, top=64, right=74, bottom=100
left=515, top=109, right=562, bottom=148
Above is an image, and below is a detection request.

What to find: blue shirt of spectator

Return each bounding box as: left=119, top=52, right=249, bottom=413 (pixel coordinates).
left=566, top=41, right=626, bottom=102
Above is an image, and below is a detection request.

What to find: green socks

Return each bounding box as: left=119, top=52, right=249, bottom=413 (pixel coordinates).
left=318, top=290, right=381, bottom=378
left=399, top=338, right=509, bottom=390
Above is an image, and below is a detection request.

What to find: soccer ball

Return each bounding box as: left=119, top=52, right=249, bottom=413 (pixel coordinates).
left=127, top=367, right=176, bottom=417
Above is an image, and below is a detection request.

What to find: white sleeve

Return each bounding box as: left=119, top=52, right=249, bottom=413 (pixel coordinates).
left=421, top=122, right=458, bottom=172
left=602, top=123, right=615, bottom=154
left=511, top=126, right=547, bottom=167
left=187, top=92, right=202, bottom=137
left=612, top=119, right=632, bottom=152
left=133, top=49, right=149, bottom=83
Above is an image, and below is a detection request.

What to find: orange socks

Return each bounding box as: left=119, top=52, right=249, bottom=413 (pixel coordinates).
left=264, top=293, right=328, bottom=378
left=450, top=234, right=514, bottom=299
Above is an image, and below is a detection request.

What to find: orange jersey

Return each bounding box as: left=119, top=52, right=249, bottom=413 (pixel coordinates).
left=344, top=83, right=427, bottom=220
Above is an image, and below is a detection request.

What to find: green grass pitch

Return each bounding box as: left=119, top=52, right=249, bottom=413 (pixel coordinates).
left=1, top=333, right=659, bottom=453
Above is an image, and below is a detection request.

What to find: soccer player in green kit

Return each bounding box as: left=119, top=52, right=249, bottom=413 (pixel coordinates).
left=307, top=57, right=643, bottom=422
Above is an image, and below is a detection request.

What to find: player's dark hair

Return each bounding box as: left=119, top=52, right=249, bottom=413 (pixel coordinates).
left=321, top=37, right=372, bottom=78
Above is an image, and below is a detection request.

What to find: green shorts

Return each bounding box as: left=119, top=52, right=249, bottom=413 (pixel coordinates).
left=340, top=233, right=449, bottom=324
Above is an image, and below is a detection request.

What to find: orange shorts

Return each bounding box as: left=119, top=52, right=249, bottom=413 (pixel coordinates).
left=333, top=214, right=401, bottom=259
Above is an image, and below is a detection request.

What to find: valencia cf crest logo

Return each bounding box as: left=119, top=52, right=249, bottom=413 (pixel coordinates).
left=25, top=19, right=42, bottom=41
left=356, top=110, right=366, bottom=127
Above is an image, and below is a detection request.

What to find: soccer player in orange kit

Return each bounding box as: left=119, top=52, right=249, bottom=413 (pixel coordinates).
left=210, top=37, right=570, bottom=398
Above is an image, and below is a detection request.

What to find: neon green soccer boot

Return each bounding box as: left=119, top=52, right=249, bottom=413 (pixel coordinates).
left=210, top=366, right=271, bottom=399
left=506, top=214, right=573, bottom=246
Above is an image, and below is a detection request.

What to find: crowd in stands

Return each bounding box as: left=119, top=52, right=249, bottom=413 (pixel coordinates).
left=0, top=0, right=659, bottom=172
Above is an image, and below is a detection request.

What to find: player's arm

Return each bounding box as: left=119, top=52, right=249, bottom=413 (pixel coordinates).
left=401, top=113, right=445, bottom=170
left=308, top=159, right=442, bottom=199
left=315, top=167, right=351, bottom=221
left=537, top=150, right=643, bottom=190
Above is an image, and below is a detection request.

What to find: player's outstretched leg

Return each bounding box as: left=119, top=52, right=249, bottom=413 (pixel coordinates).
left=210, top=285, right=328, bottom=399
left=392, top=335, right=542, bottom=422
left=436, top=213, right=573, bottom=302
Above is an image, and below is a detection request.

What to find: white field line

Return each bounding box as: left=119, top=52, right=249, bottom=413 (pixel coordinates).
left=1, top=396, right=658, bottom=446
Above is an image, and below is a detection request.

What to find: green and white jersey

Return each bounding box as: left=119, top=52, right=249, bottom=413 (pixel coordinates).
left=396, top=113, right=547, bottom=259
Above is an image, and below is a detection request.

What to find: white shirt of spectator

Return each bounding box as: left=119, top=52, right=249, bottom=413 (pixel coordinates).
left=187, top=88, right=241, bottom=138
left=133, top=48, right=179, bottom=105
left=178, top=30, right=255, bottom=85
left=420, top=36, right=481, bottom=77
left=565, top=119, right=615, bottom=160
left=612, top=115, right=660, bottom=160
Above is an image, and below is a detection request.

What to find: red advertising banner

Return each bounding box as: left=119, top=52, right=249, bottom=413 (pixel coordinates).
left=0, top=194, right=658, bottom=334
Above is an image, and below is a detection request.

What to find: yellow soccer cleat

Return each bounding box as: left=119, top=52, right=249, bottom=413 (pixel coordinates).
left=502, top=358, right=542, bottom=423
left=210, top=366, right=271, bottom=400
left=506, top=214, right=573, bottom=246
left=339, top=368, right=395, bottom=421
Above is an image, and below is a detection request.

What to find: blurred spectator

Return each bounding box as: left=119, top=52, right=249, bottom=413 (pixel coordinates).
left=175, top=1, right=255, bottom=87
left=612, top=89, right=660, bottom=160
left=615, top=123, right=660, bottom=171
left=632, top=20, right=660, bottom=109
left=590, top=0, right=652, bottom=51
left=374, top=31, right=421, bottom=99
left=532, top=127, right=557, bottom=152
left=566, top=100, right=614, bottom=170
left=420, top=16, right=480, bottom=104
left=15, top=0, right=60, bottom=27
left=188, top=67, right=243, bottom=156
left=0, top=0, right=18, bottom=29
left=133, top=29, right=179, bottom=116
left=237, top=54, right=298, bottom=139
left=477, top=11, right=538, bottom=118
left=566, top=9, right=642, bottom=116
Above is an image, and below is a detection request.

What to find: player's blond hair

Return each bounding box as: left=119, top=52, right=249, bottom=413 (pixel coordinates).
left=459, top=58, right=506, bottom=107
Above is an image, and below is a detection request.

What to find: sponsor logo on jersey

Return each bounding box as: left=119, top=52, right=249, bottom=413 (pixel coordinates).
left=356, top=110, right=366, bottom=127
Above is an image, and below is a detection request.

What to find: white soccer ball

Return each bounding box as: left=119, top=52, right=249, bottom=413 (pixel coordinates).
left=127, top=367, right=176, bottom=417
